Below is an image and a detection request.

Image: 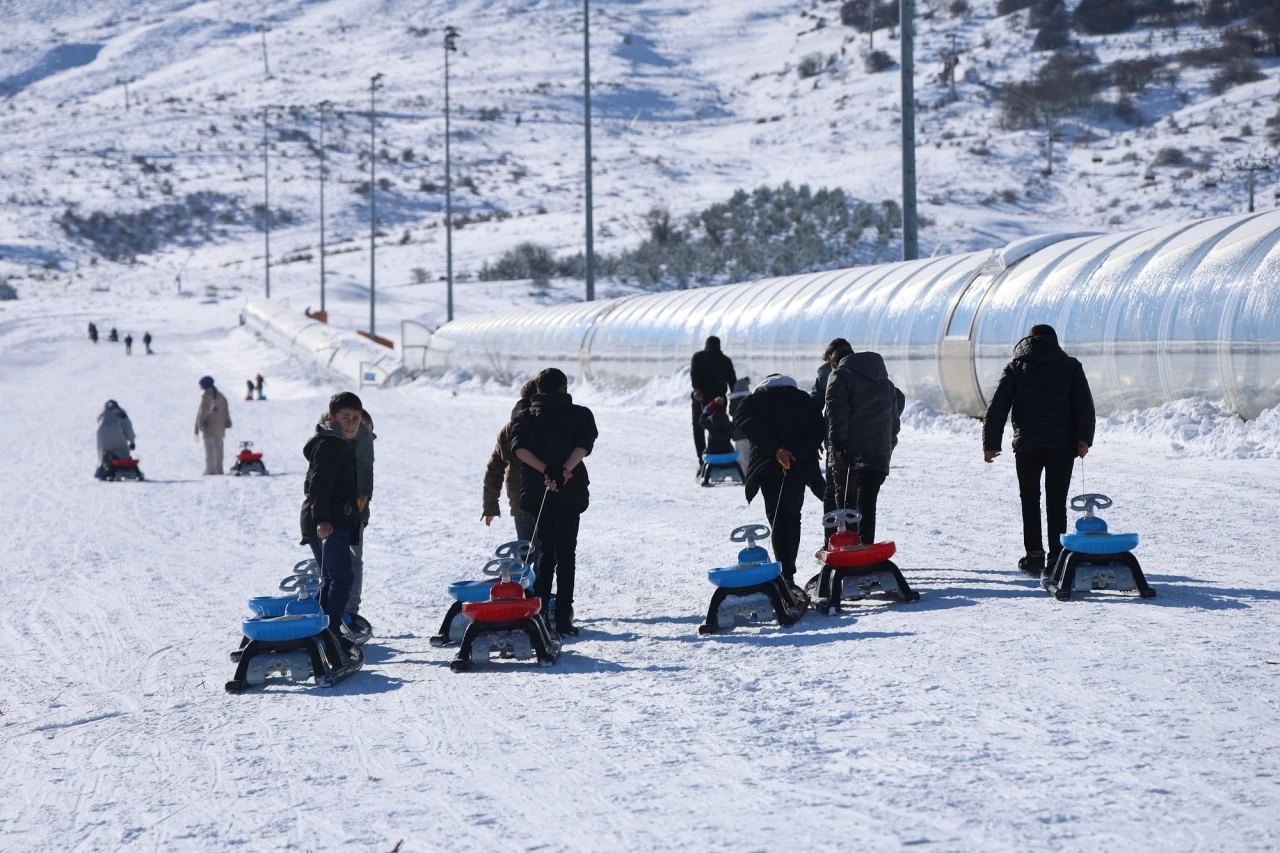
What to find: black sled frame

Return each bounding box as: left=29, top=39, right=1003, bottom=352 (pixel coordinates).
left=809, top=559, right=920, bottom=614
left=1044, top=550, right=1157, bottom=601
left=450, top=614, right=560, bottom=672
left=225, top=631, right=361, bottom=692
left=698, top=577, right=806, bottom=634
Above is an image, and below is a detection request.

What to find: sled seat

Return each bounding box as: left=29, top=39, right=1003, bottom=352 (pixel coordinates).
left=1060, top=531, right=1139, bottom=554
left=462, top=581, right=541, bottom=623
left=702, top=451, right=740, bottom=465
left=242, top=598, right=328, bottom=642
left=821, top=539, right=897, bottom=568
left=237, top=451, right=264, bottom=463
left=708, top=560, right=782, bottom=588
left=110, top=457, right=140, bottom=469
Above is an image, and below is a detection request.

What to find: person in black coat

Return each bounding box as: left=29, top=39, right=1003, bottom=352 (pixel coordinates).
left=983, top=324, right=1096, bottom=575
left=512, top=368, right=599, bottom=636
left=689, top=336, right=736, bottom=462
left=300, top=391, right=364, bottom=652
left=813, top=338, right=852, bottom=536
left=699, top=397, right=734, bottom=455
left=825, top=349, right=904, bottom=545
left=735, top=375, right=825, bottom=583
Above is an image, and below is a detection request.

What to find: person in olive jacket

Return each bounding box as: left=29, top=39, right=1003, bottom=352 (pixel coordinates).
left=825, top=348, right=905, bottom=545
left=300, top=391, right=364, bottom=652
left=689, top=336, right=736, bottom=462
left=983, top=324, right=1096, bottom=576
left=347, top=409, right=376, bottom=620
left=735, top=374, right=825, bottom=584
left=482, top=380, right=537, bottom=541
left=511, top=368, right=598, bottom=636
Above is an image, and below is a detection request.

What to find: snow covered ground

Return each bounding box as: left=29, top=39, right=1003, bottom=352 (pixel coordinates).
left=3, top=284, right=1279, bottom=851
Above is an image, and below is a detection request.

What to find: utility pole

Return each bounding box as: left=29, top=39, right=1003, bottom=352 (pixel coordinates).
left=255, top=25, right=271, bottom=79
left=900, top=0, right=918, bottom=261
left=318, top=100, right=331, bottom=315
left=369, top=73, right=383, bottom=339
left=116, top=77, right=133, bottom=111
left=444, top=27, right=459, bottom=323
left=262, top=107, right=271, bottom=298
left=868, top=0, right=875, bottom=51
left=1234, top=155, right=1275, bottom=213
left=583, top=0, right=596, bottom=301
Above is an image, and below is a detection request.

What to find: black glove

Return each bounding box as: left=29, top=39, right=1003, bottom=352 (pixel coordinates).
left=544, top=465, right=565, bottom=487
left=830, top=447, right=847, bottom=465
left=128, top=441, right=135, bottom=451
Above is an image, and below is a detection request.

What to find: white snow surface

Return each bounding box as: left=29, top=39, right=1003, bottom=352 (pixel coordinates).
left=3, top=283, right=1280, bottom=851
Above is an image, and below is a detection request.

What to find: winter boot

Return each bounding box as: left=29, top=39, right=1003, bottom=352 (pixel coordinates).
left=1018, top=551, right=1045, bottom=576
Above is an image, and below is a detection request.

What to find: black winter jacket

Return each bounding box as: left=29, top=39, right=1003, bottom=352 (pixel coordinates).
left=300, top=422, right=361, bottom=544
left=810, top=362, right=833, bottom=405
left=825, top=352, right=902, bottom=475
left=511, top=391, right=599, bottom=513
left=735, top=383, right=825, bottom=502
left=690, top=346, right=737, bottom=400
left=982, top=334, right=1096, bottom=453
left=699, top=407, right=735, bottom=455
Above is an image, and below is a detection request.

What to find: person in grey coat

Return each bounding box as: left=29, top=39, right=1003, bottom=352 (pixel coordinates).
left=825, top=350, right=904, bottom=545
left=347, top=410, right=376, bottom=619
left=95, top=400, right=136, bottom=478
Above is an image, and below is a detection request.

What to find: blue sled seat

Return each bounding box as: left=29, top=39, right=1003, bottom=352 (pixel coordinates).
left=1060, top=531, right=1139, bottom=554
left=708, top=549, right=782, bottom=588
left=243, top=598, right=328, bottom=642
left=702, top=451, right=740, bottom=465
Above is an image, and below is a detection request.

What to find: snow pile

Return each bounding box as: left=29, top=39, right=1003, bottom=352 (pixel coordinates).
left=899, top=399, right=982, bottom=438
left=1102, top=398, right=1280, bottom=459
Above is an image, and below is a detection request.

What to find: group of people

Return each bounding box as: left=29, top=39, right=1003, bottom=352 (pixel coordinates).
left=88, top=322, right=152, bottom=355
left=244, top=375, right=267, bottom=401
left=688, top=322, right=1096, bottom=585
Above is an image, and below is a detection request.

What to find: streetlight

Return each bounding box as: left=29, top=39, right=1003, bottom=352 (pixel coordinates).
left=115, top=76, right=134, bottom=111
left=900, top=0, right=918, bottom=261
left=262, top=106, right=271, bottom=298
left=318, top=100, right=332, bottom=316
left=444, top=26, right=459, bottom=323
left=583, top=0, right=596, bottom=301
left=369, top=73, right=383, bottom=339
left=1234, top=155, right=1275, bottom=213
left=254, top=24, right=271, bottom=78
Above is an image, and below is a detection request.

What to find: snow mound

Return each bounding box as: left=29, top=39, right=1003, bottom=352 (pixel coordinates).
left=1102, top=398, right=1280, bottom=459
left=899, top=399, right=981, bottom=437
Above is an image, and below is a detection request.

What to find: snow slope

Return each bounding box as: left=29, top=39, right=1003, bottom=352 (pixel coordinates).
left=2, top=286, right=1278, bottom=851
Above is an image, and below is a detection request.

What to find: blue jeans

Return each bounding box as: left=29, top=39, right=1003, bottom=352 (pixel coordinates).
left=308, top=530, right=353, bottom=634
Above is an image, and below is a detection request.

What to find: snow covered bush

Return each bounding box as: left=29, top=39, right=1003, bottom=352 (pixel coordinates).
left=865, top=50, right=895, bottom=72
left=0, top=279, right=16, bottom=300
left=1074, top=0, right=1137, bottom=34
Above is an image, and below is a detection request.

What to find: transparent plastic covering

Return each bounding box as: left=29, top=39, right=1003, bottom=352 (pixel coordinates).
left=420, top=211, right=1280, bottom=418
left=243, top=298, right=403, bottom=388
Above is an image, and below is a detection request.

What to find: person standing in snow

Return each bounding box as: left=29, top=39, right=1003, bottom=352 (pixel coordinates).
left=95, top=400, right=136, bottom=479
left=483, top=380, right=537, bottom=542
left=255, top=374, right=266, bottom=400
left=123, top=333, right=133, bottom=355
left=245, top=379, right=255, bottom=401
left=300, top=392, right=364, bottom=655
left=814, top=338, right=852, bottom=534
left=194, top=376, right=232, bottom=475
left=88, top=322, right=98, bottom=344
left=735, top=374, right=825, bottom=586
left=983, top=324, right=1096, bottom=577
left=825, top=347, right=905, bottom=546
left=108, top=327, right=118, bottom=342
left=511, top=368, right=598, bottom=637
left=689, top=336, right=736, bottom=464
left=347, top=408, right=376, bottom=623
left=143, top=331, right=153, bottom=355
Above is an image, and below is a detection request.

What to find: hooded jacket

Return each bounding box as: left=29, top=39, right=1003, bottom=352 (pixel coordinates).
left=300, top=422, right=360, bottom=544
left=510, top=392, right=598, bottom=513
left=354, top=424, right=375, bottom=525
left=483, top=399, right=532, bottom=518
left=699, top=405, right=735, bottom=455
left=727, top=378, right=750, bottom=441
left=825, top=351, right=903, bottom=475
left=983, top=333, right=1096, bottom=453
left=96, top=405, right=135, bottom=459
left=690, top=343, right=737, bottom=400
left=195, top=387, right=232, bottom=438
left=735, top=379, right=825, bottom=502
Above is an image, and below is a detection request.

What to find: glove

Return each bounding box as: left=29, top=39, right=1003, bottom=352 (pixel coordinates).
left=128, top=441, right=135, bottom=451
left=544, top=465, right=565, bottom=487
left=830, top=447, right=846, bottom=465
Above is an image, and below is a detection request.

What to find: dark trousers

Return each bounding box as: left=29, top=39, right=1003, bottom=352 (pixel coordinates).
left=822, top=450, right=837, bottom=546
left=309, top=529, right=353, bottom=638
left=534, top=505, right=581, bottom=629
left=514, top=511, right=535, bottom=543
left=831, top=460, right=888, bottom=544
left=760, top=473, right=806, bottom=581
left=691, top=397, right=706, bottom=458
left=1015, top=448, right=1076, bottom=558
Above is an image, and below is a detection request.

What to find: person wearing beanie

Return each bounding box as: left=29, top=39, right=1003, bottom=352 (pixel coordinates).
left=689, top=335, right=736, bottom=463
left=983, top=324, right=1096, bottom=578
left=194, top=376, right=232, bottom=475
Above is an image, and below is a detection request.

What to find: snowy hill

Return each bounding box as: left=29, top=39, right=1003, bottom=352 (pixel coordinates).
left=0, top=0, right=1277, bottom=328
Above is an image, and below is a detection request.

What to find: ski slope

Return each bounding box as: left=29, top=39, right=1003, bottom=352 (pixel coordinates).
left=2, top=289, right=1279, bottom=851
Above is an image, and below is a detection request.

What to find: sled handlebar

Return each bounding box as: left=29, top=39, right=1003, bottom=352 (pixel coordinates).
left=1070, top=493, right=1112, bottom=515
left=494, top=540, right=533, bottom=561
left=823, top=508, right=863, bottom=530
left=482, top=558, right=524, bottom=579
left=730, top=524, right=771, bottom=545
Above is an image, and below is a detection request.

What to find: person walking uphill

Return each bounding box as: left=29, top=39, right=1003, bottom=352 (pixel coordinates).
left=736, top=374, right=825, bottom=586
left=301, top=392, right=364, bottom=656
left=195, top=376, right=232, bottom=475
left=690, top=336, right=736, bottom=463
left=511, top=368, right=598, bottom=636
left=825, top=348, right=904, bottom=546
left=983, top=324, right=1096, bottom=577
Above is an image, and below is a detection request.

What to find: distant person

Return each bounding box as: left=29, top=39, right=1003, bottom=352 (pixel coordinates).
left=245, top=379, right=255, bottom=401
left=689, top=336, right=736, bottom=463
left=195, top=375, right=232, bottom=475
left=735, top=374, right=825, bottom=587
left=983, top=324, right=1096, bottom=577
left=825, top=348, right=904, bottom=546
left=123, top=333, right=133, bottom=355
left=727, top=376, right=751, bottom=474
left=88, top=322, right=98, bottom=344
left=108, top=328, right=118, bottom=342
left=347, top=409, right=376, bottom=625
left=255, top=374, right=266, bottom=400
left=143, top=331, right=153, bottom=355
left=95, top=400, right=135, bottom=479
left=511, top=368, right=598, bottom=636
left=483, top=380, right=538, bottom=541
left=300, top=392, right=365, bottom=657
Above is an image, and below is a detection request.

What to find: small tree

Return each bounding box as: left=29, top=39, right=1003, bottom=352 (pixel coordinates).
left=1075, top=0, right=1137, bottom=33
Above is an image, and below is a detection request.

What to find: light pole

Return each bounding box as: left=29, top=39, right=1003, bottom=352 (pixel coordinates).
left=369, top=73, right=383, bottom=339
left=1234, top=155, right=1275, bottom=213
left=255, top=25, right=271, bottom=78
left=900, top=0, right=918, bottom=261
left=444, top=26, right=459, bottom=323
left=318, top=100, right=331, bottom=315
left=583, top=0, right=596, bottom=301
left=262, top=106, right=271, bottom=298
left=116, top=77, right=133, bottom=111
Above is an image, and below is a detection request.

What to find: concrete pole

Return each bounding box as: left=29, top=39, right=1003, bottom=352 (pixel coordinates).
left=901, top=0, right=918, bottom=261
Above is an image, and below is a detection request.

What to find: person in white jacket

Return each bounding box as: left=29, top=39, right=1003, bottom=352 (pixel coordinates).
left=194, top=376, right=232, bottom=475
left=95, top=400, right=135, bottom=479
